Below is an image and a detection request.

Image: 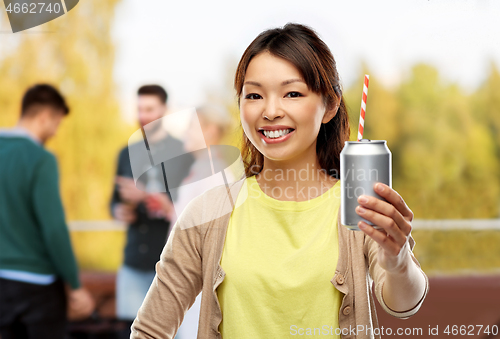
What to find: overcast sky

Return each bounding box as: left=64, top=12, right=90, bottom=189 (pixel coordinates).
left=110, top=0, right=500, bottom=122
left=1, top=1, right=498, bottom=123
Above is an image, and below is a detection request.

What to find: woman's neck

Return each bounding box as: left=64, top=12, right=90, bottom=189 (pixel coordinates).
left=254, top=155, right=338, bottom=202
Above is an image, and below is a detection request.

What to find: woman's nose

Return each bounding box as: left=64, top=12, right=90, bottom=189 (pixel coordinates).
left=262, top=97, right=284, bottom=120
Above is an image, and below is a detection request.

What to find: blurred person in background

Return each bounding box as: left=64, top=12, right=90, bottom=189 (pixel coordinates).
left=110, top=85, right=194, bottom=339
left=0, top=84, right=95, bottom=339
left=174, top=103, right=237, bottom=338
left=170, top=103, right=237, bottom=225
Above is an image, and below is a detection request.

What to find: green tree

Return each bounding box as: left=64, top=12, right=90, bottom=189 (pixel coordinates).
left=472, top=62, right=500, bottom=216
left=344, top=64, right=500, bottom=219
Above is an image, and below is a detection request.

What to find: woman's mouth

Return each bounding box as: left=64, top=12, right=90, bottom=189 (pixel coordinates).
left=258, top=128, right=295, bottom=144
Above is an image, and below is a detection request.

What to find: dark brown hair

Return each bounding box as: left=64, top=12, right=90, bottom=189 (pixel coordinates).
left=138, top=84, right=168, bottom=104
left=21, top=84, right=69, bottom=117
left=234, top=22, right=350, bottom=179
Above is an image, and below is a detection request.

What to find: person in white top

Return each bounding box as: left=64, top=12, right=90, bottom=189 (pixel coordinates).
left=174, top=103, right=237, bottom=338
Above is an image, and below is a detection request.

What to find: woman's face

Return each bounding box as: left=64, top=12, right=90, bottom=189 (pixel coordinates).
left=240, top=51, right=336, bottom=165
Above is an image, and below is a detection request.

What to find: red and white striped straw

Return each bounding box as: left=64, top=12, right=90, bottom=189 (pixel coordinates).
left=357, top=74, right=370, bottom=141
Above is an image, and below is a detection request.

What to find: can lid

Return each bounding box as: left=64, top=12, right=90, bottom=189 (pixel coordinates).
left=345, top=139, right=387, bottom=145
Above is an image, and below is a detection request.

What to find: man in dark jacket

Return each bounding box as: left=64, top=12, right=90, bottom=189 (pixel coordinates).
left=0, top=84, right=94, bottom=339
left=110, top=84, right=194, bottom=339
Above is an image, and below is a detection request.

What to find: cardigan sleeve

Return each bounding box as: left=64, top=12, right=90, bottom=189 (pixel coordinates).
left=130, top=198, right=204, bottom=338
left=364, top=232, right=429, bottom=319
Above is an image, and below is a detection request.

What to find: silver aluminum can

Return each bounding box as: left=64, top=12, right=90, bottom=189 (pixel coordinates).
left=340, top=139, right=392, bottom=231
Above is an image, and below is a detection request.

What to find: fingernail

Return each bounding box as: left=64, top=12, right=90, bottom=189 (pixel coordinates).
left=358, top=222, right=366, bottom=229
left=376, top=183, right=384, bottom=192
left=358, top=196, right=368, bottom=204
left=357, top=206, right=366, bottom=214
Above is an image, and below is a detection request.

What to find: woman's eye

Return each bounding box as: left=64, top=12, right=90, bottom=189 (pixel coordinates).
left=245, top=93, right=262, bottom=100
left=286, top=92, right=302, bottom=98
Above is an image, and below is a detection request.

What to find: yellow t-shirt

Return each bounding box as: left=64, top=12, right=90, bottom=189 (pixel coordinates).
left=217, top=175, right=343, bottom=338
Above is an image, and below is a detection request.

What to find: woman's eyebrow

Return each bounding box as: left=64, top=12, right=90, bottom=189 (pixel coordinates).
left=243, top=78, right=305, bottom=87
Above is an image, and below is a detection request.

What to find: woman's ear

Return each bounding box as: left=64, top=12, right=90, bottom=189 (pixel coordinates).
left=322, top=97, right=341, bottom=124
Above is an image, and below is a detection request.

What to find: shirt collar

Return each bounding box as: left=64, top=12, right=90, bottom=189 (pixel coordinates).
left=0, top=126, right=42, bottom=145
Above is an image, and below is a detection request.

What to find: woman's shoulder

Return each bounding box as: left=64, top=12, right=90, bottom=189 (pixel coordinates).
left=175, top=176, right=247, bottom=230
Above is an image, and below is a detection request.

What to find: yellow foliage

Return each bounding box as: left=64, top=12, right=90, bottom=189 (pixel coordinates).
left=70, top=230, right=125, bottom=272
left=0, top=0, right=134, bottom=221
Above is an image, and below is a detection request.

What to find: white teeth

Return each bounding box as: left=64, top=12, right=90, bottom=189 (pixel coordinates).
left=263, top=129, right=292, bottom=139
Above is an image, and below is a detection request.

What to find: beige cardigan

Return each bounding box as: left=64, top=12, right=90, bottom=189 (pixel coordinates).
left=131, top=176, right=429, bottom=339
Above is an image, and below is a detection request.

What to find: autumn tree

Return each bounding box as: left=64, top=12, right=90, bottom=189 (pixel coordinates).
left=0, top=1, right=133, bottom=220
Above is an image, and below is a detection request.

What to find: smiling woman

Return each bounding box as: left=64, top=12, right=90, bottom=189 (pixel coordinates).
left=240, top=51, right=340, bottom=180
left=235, top=26, right=350, bottom=180
left=130, top=23, right=429, bottom=339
